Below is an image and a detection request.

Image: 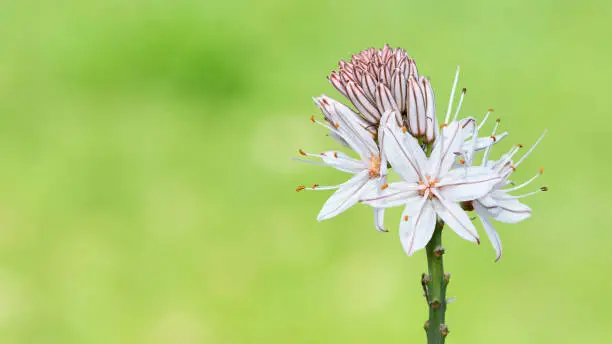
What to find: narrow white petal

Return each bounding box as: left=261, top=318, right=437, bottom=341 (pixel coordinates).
left=432, top=194, right=480, bottom=243
left=317, top=171, right=373, bottom=221
left=438, top=169, right=501, bottom=202
left=382, top=124, right=425, bottom=182
left=475, top=206, right=503, bottom=261
left=489, top=194, right=532, bottom=223
left=360, top=182, right=422, bottom=208
left=373, top=208, right=388, bottom=232
left=429, top=120, right=468, bottom=177
left=321, top=152, right=367, bottom=173
left=400, top=199, right=436, bottom=256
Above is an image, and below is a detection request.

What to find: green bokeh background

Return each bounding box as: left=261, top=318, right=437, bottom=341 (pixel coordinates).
left=0, top=1, right=609, bottom=343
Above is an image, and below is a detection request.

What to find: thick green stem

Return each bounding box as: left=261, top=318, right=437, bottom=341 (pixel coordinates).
left=425, top=221, right=448, bottom=344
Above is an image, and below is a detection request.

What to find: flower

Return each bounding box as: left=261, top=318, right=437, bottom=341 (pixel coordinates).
left=466, top=130, right=548, bottom=261
left=328, top=44, right=437, bottom=143
left=360, top=117, right=502, bottom=255
left=296, top=95, right=393, bottom=231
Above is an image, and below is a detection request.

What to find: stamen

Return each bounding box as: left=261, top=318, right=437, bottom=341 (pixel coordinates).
left=296, top=185, right=306, bottom=192
left=452, top=88, right=467, bottom=122
left=504, top=170, right=542, bottom=192
left=514, top=130, right=548, bottom=169
left=505, top=186, right=548, bottom=199
left=477, top=109, right=492, bottom=131
left=482, top=118, right=501, bottom=167
left=444, top=66, right=460, bottom=125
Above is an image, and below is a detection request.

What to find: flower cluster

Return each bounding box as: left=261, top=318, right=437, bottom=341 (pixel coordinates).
left=296, top=45, right=547, bottom=260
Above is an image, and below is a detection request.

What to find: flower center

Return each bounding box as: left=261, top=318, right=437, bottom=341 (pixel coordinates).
left=368, top=155, right=381, bottom=178
left=418, top=176, right=439, bottom=198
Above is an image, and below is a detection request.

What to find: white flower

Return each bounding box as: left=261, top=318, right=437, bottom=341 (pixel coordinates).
left=467, top=130, right=548, bottom=261
left=296, top=95, right=393, bottom=231
left=360, top=117, right=502, bottom=255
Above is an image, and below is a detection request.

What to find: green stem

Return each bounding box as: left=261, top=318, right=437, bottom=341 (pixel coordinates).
left=425, top=221, right=449, bottom=344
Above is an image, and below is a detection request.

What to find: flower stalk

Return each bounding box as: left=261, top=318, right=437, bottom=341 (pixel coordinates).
left=425, top=220, right=448, bottom=344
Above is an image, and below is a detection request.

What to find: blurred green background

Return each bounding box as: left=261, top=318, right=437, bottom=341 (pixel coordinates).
left=0, top=0, right=609, bottom=343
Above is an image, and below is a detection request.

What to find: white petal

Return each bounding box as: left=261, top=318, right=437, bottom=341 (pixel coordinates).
left=373, top=208, right=388, bottom=232
left=463, top=131, right=508, bottom=152
left=360, top=182, right=422, bottom=209
left=382, top=124, right=426, bottom=182
left=489, top=195, right=532, bottom=223
left=429, top=119, right=475, bottom=177
left=318, top=151, right=367, bottom=173
left=437, top=169, right=501, bottom=202
left=400, top=200, right=436, bottom=256
left=432, top=194, right=479, bottom=243
left=317, top=171, right=373, bottom=221
left=475, top=206, right=502, bottom=261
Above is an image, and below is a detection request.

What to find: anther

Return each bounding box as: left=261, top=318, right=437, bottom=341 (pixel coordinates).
left=334, top=122, right=340, bottom=128
left=424, top=321, right=430, bottom=330
left=459, top=159, right=465, bottom=165
left=490, top=135, right=497, bottom=142
left=539, top=167, right=544, bottom=174
left=296, top=185, right=306, bottom=192
left=518, top=143, right=524, bottom=148
left=496, top=118, right=501, bottom=123
left=440, top=123, right=448, bottom=128
left=440, top=324, right=449, bottom=337
left=434, top=247, right=445, bottom=257
left=333, top=152, right=338, bottom=158
left=310, top=115, right=315, bottom=123
left=462, top=87, right=467, bottom=94
left=401, top=125, right=407, bottom=133
left=541, top=186, right=549, bottom=191
left=488, top=107, right=495, bottom=112
left=311, top=184, right=319, bottom=189
left=381, top=183, right=389, bottom=190
left=298, top=149, right=307, bottom=156
left=403, top=215, right=409, bottom=222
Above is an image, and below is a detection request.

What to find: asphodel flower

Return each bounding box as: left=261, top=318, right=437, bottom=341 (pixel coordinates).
left=328, top=44, right=437, bottom=143
left=296, top=96, right=394, bottom=231
left=360, top=117, right=502, bottom=255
